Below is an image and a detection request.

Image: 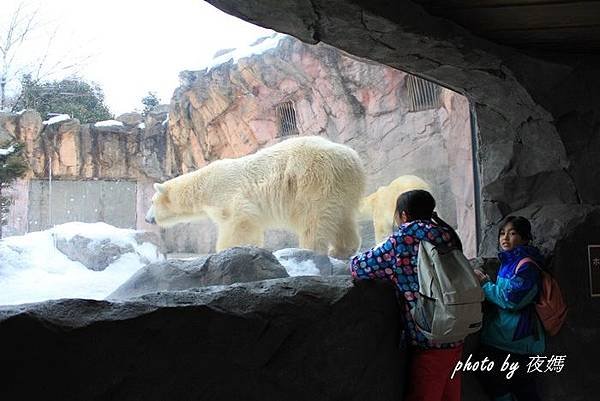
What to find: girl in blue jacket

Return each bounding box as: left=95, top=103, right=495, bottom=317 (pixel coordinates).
left=474, top=216, right=545, bottom=401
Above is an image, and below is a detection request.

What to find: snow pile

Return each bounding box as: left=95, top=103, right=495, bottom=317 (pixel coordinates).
left=272, top=248, right=322, bottom=276
left=0, top=222, right=164, bottom=306
left=204, top=32, right=287, bottom=72
left=94, top=120, right=124, bottom=127
left=42, top=114, right=71, bottom=125
left=0, top=145, right=15, bottom=156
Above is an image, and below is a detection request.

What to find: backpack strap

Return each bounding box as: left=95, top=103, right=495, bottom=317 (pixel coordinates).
left=515, top=257, right=539, bottom=274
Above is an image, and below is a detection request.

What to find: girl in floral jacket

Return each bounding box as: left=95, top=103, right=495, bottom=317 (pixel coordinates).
left=350, top=189, right=464, bottom=401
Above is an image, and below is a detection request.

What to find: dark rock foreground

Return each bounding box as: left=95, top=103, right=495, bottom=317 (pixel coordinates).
left=0, top=276, right=405, bottom=401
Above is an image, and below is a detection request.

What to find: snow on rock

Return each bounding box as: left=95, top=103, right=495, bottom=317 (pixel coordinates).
left=0, top=222, right=164, bottom=305
left=0, top=145, right=15, bottom=156
left=94, top=120, right=124, bottom=128
left=204, top=32, right=286, bottom=72
left=272, top=248, right=351, bottom=276
left=42, top=114, right=71, bottom=125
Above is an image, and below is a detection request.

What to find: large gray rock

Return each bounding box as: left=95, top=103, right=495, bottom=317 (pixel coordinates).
left=55, top=235, right=135, bottom=271
left=116, top=112, right=143, bottom=126
left=54, top=230, right=162, bottom=271
left=0, top=276, right=405, bottom=401
left=108, top=246, right=288, bottom=300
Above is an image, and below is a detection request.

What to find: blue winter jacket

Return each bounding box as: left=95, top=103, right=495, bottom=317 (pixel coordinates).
left=480, top=245, right=546, bottom=355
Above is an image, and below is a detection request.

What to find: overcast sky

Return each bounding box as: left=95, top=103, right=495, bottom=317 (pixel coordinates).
left=2, top=0, right=274, bottom=115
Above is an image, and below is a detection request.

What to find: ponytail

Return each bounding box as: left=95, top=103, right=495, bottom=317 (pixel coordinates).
left=431, top=211, right=463, bottom=251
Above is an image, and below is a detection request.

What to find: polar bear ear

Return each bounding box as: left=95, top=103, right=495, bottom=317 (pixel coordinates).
left=154, top=183, right=166, bottom=194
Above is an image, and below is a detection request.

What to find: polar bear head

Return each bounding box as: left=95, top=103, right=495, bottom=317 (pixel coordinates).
left=145, top=181, right=207, bottom=227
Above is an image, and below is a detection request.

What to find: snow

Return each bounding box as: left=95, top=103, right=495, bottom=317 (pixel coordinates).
left=94, top=120, right=124, bottom=127
left=0, top=221, right=343, bottom=306
left=0, top=222, right=164, bottom=305
left=137, top=122, right=146, bottom=129
left=42, top=114, right=71, bottom=125
left=0, top=145, right=15, bottom=156
left=272, top=248, right=322, bottom=277
left=204, top=32, right=287, bottom=72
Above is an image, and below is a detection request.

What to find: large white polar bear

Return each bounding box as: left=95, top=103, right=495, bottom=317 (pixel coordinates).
left=359, top=175, right=431, bottom=243
left=145, top=136, right=366, bottom=258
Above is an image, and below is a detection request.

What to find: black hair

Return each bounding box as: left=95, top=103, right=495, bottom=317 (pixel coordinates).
left=499, top=216, right=533, bottom=242
left=395, top=189, right=463, bottom=251
left=395, top=190, right=436, bottom=221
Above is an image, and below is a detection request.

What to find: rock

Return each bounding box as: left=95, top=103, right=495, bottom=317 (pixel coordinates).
left=54, top=234, right=136, bottom=271
left=108, top=246, right=288, bottom=300
left=0, top=112, right=16, bottom=142
left=0, top=276, right=404, bottom=401
left=116, top=112, right=143, bottom=126
left=330, top=257, right=351, bottom=275
left=479, top=204, right=600, bottom=257
left=133, top=230, right=164, bottom=251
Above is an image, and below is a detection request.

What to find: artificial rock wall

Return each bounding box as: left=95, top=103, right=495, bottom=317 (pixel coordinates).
left=200, top=0, right=600, bottom=399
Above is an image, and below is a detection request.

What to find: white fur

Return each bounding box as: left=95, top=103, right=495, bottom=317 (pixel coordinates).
left=147, top=136, right=366, bottom=258
left=359, top=175, right=431, bottom=242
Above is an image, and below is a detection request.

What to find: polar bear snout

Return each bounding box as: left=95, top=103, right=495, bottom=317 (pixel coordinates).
left=145, top=206, right=156, bottom=224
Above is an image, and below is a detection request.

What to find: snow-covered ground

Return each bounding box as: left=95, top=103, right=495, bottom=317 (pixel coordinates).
left=0, top=222, right=336, bottom=306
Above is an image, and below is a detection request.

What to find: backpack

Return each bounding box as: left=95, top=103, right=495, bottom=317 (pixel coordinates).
left=516, top=257, right=568, bottom=336
left=412, top=240, right=484, bottom=343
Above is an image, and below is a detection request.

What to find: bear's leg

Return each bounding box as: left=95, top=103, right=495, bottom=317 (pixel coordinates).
left=215, top=218, right=264, bottom=251
left=298, top=220, right=330, bottom=256
left=329, top=214, right=361, bottom=259
left=374, top=219, right=393, bottom=244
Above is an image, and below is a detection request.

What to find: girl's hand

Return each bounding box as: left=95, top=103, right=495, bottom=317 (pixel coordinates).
left=474, top=269, right=490, bottom=284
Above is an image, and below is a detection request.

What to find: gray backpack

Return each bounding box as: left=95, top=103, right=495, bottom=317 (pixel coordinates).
left=411, top=240, right=484, bottom=343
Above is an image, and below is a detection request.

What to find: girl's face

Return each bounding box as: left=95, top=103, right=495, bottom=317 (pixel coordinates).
left=499, top=222, right=528, bottom=251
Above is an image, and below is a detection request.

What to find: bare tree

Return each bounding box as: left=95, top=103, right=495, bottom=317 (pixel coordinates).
left=0, top=1, right=90, bottom=111
left=0, top=2, right=36, bottom=109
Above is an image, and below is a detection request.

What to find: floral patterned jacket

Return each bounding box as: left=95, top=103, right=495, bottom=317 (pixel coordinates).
left=350, top=219, right=462, bottom=349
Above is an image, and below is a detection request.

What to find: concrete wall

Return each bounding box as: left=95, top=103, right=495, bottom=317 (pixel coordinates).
left=26, top=180, right=137, bottom=232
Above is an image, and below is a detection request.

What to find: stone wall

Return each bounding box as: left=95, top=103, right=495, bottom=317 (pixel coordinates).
left=0, top=109, right=171, bottom=237
left=27, top=180, right=137, bottom=232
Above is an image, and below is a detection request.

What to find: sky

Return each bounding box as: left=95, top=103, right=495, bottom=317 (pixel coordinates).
left=2, top=0, right=275, bottom=115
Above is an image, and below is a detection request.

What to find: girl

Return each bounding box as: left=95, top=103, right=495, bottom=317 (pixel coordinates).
left=474, top=216, right=545, bottom=401
left=350, top=189, right=464, bottom=401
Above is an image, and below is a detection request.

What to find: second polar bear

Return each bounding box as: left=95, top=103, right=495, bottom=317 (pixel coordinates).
left=360, top=175, right=431, bottom=243
left=145, top=136, right=366, bottom=258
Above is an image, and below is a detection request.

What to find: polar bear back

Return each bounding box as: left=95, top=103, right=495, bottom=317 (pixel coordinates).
left=163, top=136, right=365, bottom=225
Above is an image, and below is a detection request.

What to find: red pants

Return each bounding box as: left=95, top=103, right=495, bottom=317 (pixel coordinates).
left=405, top=345, right=464, bottom=401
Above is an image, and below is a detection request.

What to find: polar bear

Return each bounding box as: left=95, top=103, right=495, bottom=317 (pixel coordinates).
left=359, top=175, right=431, bottom=243
left=145, top=136, right=366, bottom=258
